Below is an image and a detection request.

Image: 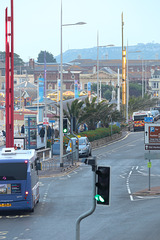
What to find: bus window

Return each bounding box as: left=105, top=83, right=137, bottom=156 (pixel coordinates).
left=0, top=163, right=27, bottom=180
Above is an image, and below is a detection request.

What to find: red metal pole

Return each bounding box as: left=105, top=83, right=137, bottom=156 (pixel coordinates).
left=5, top=0, right=14, bottom=148
left=5, top=8, right=9, bottom=147
left=10, top=0, right=14, bottom=147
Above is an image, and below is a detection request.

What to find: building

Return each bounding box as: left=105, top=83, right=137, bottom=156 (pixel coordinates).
left=80, top=67, right=121, bottom=90
left=70, top=59, right=160, bottom=86
left=34, top=63, right=82, bottom=91
left=148, top=69, right=160, bottom=98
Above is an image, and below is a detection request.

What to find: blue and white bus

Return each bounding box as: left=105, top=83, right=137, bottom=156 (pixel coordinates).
left=0, top=148, right=41, bottom=212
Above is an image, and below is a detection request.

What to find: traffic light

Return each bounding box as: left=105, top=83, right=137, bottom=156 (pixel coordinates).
left=95, top=166, right=110, bottom=205
left=63, top=118, right=68, bottom=133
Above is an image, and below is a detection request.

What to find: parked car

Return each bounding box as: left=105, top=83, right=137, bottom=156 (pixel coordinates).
left=66, top=138, right=77, bottom=154
left=151, top=110, right=159, bottom=121
left=66, top=137, right=92, bottom=157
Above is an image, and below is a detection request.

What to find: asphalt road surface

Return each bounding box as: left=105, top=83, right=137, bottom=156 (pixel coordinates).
left=1, top=131, right=160, bottom=240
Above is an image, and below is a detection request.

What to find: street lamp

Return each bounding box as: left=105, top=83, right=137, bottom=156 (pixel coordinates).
left=126, top=45, right=141, bottom=123
left=60, top=0, right=86, bottom=167
left=97, top=31, right=114, bottom=104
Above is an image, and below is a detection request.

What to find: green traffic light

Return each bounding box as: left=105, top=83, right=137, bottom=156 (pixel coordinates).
left=63, top=128, right=68, bottom=133
left=95, top=194, right=105, bottom=203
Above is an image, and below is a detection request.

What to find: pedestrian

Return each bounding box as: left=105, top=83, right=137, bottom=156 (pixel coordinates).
left=39, top=126, right=45, bottom=143
left=14, top=144, right=17, bottom=150
left=21, top=124, right=24, bottom=134
left=54, top=129, right=59, bottom=138
left=47, top=125, right=52, bottom=139
left=51, top=128, right=55, bottom=138
left=17, top=144, right=21, bottom=150
left=2, top=130, right=6, bottom=137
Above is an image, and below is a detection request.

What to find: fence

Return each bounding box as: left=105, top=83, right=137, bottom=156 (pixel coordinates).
left=36, top=148, right=78, bottom=171
left=62, top=150, right=77, bottom=168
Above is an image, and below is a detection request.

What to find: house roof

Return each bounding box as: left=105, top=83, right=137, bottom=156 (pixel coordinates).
left=14, top=81, right=37, bottom=99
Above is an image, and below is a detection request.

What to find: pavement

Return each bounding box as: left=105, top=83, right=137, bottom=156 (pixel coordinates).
left=133, top=186, right=160, bottom=196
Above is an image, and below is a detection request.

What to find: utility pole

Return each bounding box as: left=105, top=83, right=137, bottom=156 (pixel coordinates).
left=117, top=68, right=120, bottom=111
left=121, top=12, right=126, bottom=119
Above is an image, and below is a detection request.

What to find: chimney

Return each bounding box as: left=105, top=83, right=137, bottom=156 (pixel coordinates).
left=29, top=59, right=34, bottom=69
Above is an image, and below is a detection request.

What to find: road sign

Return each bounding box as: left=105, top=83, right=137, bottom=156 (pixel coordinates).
left=49, top=120, right=55, bottom=123
left=43, top=117, right=49, bottom=125
left=145, top=145, right=160, bottom=150
left=144, top=117, right=153, bottom=122
left=144, top=123, right=160, bottom=145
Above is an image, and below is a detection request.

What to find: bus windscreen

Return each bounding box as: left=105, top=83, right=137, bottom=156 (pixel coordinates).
left=0, top=163, right=27, bottom=180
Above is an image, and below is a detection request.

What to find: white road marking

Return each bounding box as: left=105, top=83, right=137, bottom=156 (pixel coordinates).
left=126, top=167, right=134, bottom=201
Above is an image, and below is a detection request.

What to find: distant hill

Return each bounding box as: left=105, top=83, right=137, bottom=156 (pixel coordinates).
left=55, top=43, right=160, bottom=63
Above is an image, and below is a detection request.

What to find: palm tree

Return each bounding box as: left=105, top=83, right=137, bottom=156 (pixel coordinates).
left=79, top=97, right=122, bottom=130
left=79, top=97, right=99, bottom=130
left=63, top=99, right=84, bottom=132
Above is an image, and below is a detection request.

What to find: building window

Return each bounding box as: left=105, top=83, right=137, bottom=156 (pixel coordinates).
left=71, top=74, right=75, bottom=79
left=48, top=83, right=52, bottom=90
left=2, top=82, right=5, bottom=89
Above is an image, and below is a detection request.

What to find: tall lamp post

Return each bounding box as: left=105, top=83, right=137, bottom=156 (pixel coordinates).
left=60, top=0, right=86, bottom=167
left=126, top=45, right=141, bottom=123
left=96, top=31, right=114, bottom=104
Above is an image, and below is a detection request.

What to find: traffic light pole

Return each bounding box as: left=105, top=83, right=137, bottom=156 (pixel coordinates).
left=64, top=133, right=74, bottom=165
left=71, top=117, right=79, bottom=162
left=75, top=157, right=97, bottom=240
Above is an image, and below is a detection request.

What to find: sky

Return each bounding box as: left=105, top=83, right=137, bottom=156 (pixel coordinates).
left=0, top=0, right=160, bottom=62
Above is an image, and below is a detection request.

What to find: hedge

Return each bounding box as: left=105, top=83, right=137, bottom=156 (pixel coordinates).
left=63, top=125, right=120, bottom=145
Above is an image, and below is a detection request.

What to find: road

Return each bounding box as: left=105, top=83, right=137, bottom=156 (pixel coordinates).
left=1, top=131, right=160, bottom=240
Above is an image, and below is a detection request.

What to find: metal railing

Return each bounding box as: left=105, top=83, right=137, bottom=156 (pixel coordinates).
left=62, top=150, right=77, bottom=168
left=36, top=148, right=78, bottom=171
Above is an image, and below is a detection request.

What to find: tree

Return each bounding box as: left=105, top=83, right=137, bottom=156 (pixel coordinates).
left=37, top=51, right=56, bottom=63
left=0, top=51, right=24, bottom=66
left=79, top=97, right=99, bottom=130
left=79, top=97, right=122, bottom=130
left=62, top=97, right=123, bottom=131
left=103, top=89, right=112, bottom=101
left=128, top=94, right=157, bottom=117
left=129, top=82, right=142, bottom=97
left=63, top=99, right=84, bottom=132
left=91, top=83, right=114, bottom=100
